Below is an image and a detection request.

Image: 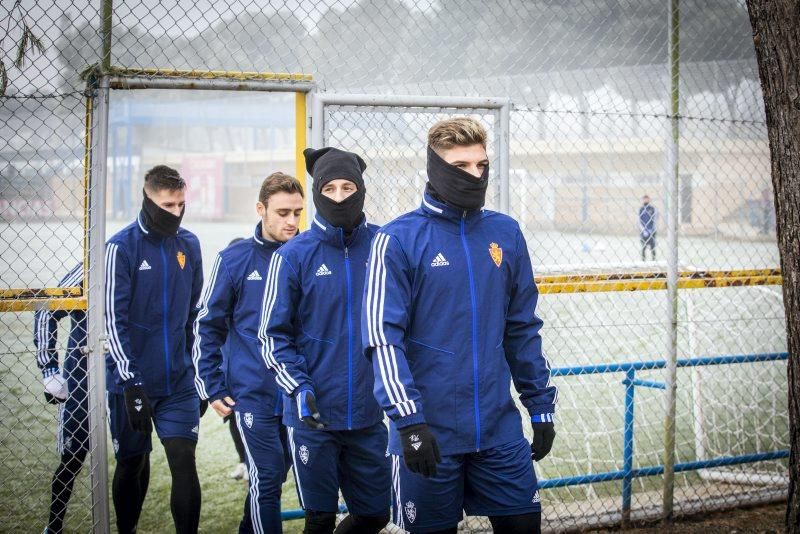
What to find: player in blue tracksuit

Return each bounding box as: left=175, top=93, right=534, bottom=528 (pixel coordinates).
left=194, top=172, right=305, bottom=533
left=34, top=263, right=88, bottom=534
left=638, top=195, right=657, bottom=261
left=105, top=165, right=204, bottom=534
left=363, top=118, right=558, bottom=534
left=259, top=148, right=390, bottom=534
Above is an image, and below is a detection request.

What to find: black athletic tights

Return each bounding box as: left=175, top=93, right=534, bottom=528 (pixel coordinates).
left=228, top=414, right=246, bottom=463
left=46, top=449, right=87, bottom=533
left=112, top=438, right=200, bottom=534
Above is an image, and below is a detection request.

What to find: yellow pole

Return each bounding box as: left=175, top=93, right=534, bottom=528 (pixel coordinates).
left=83, top=95, right=93, bottom=293
left=295, top=92, right=308, bottom=231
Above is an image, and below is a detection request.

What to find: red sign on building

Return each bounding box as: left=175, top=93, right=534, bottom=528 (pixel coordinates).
left=181, top=155, right=224, bottom=219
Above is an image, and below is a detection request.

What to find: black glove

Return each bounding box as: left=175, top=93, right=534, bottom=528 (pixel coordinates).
left=399, top=423, right=441, bottom=478
left=296, top=389, right=325, bottom=430
left=124, top=385, right=153, bottom=434
left=199, top=399, right=209, bottom=417
left=531, top=422, right=556, bottom=461
left=44, top=392, right=64, bottom=405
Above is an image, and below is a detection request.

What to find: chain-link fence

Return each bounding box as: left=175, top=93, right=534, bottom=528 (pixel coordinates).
left=1, top=0, right=786, bottom=532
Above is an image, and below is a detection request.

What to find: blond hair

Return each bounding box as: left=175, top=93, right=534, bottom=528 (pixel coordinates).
left=427, top=117, right=487, bottom=152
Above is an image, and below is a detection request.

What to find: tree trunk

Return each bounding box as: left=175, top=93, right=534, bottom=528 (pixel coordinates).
left=745, top=1, right=800, bottom=530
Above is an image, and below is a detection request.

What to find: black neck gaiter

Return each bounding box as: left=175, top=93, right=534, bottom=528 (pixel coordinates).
left=141, top=190, right=184, bottom=237
left=313, top=188, right=365, bottom=233
left=426, top=145, right=489, bottom=211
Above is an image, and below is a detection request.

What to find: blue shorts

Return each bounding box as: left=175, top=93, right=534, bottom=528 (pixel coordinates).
left=57, top=395, right=89, bottom=456
left=287, top=421, right=391, bottom=516
left=234, top=410, right=291, bottom=534
left=391, top=437, right=540, bottom=532
left=108, top=386, right=200, bottom=459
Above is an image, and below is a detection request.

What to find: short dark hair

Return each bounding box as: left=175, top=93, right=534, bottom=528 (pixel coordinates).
left=144, top=165, right=186, bottom=193
left=259, top=172, right=304, bottom=206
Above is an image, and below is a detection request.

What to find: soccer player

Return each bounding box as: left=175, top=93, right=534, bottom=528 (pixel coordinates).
left=105, top=165, right=204, bottom=534
left=363, top=118, right=558, bottom=534
left=259, top=148, right=390, bottom=534
left=34, top=263, right=87, bottom=534
left=638, top=194, right=657, bottom=261
left=194, top=172, right=304, bottom=533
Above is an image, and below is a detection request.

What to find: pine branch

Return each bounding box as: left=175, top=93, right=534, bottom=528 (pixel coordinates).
left=0, top=61, right=7, bottom=96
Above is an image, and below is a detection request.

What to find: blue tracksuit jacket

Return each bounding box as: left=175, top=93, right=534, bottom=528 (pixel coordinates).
left=105, top=213, right=203, bottom=397
left=259, top=215, right=383, bottom=431
left=33, top=263, right=87, bottom=403
left=639, top=204, right=657, bottom=236
left=193, top=222, right=284, bottom=415
left=363, top=192, right=558, bottom=456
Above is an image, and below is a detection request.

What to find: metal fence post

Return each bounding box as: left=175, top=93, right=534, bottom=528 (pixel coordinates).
left=662, top=0, right=681, bottom=522
left=88, top=75, right=111, bottom=534
left=498, top=102, right=511, bottom=214
left=622, top=368, right=636, bottom=526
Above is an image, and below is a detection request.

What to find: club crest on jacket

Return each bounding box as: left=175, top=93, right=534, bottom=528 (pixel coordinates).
left=177, top=251, right=186, bottom=269
left=404, top=501, right=416, bottom=523
left=489, top=242, right=502, bottom=267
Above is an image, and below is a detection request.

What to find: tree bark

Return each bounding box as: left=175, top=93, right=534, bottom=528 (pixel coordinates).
left=745, top=1, right=800, bottom=530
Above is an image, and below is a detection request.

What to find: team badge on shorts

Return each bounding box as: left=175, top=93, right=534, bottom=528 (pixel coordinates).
left=299, top=445, right=309, bottom=465
left=244, top=412, right=253, bottom=429
left=489, top=242, right=502, bottom=267
left=404, top=501, right=417, bottom=523
left=176, top=251, right=186, bottom=269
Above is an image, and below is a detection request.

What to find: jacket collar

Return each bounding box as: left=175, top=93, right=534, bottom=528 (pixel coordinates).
left=310, top=214, right=369, bottom=248
left=252, top=222, right=284, bottom=251
left=420, top=190, right=483, bottom=222
left=137, top=212, right=150, bottom=235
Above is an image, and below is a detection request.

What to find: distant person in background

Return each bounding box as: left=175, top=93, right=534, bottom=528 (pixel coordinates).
left=638, top=194, right=657, bottom=261
left=760, top=187, right=773, bottom=235
left=34, top=263, right=88, bottom=534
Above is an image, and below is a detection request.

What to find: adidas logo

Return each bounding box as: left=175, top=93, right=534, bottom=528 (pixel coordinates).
left=430, top=253, right=449, bottom=267
left=134, top=398, right=143, bottom=412
left=138, top=260, right=152, bottom=271
left=247, top=270, right=262, bottom=281
left=191, top=425, right=199, bottom=434
left=532, top=490, right=540, bottom=503
left=315, top=264, right=332, bottom=277
left=409, top=433, right=422, bottom=450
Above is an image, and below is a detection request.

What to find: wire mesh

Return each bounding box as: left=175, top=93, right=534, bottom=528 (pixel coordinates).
left=0, top=0, right=787, bottom=532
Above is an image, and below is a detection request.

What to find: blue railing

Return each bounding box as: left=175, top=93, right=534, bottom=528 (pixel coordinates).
left=280, top=351, right=789, bottom=522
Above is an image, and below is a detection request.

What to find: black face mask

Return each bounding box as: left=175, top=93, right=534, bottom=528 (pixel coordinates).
left=426, top=146, right=489, bottom=211
left=141, top=189, right=184, bottom=237
left=313, top=187, right=365, bottom=233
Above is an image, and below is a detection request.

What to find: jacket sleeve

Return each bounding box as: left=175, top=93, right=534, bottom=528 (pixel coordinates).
left=362, top=232, right=425, bottom=428
left=104, top=242, right=142, bottom=388
left=185, top=240, right=204, bottom=362
left=192, top=254, right=232, bottom=401
left=504, top=228, right=558, bottom=418
left=258, top=251, right=311, bottom=396
left=34, top=263, right=83, bottom=377
left=33, top=309, right=67, bottom=377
